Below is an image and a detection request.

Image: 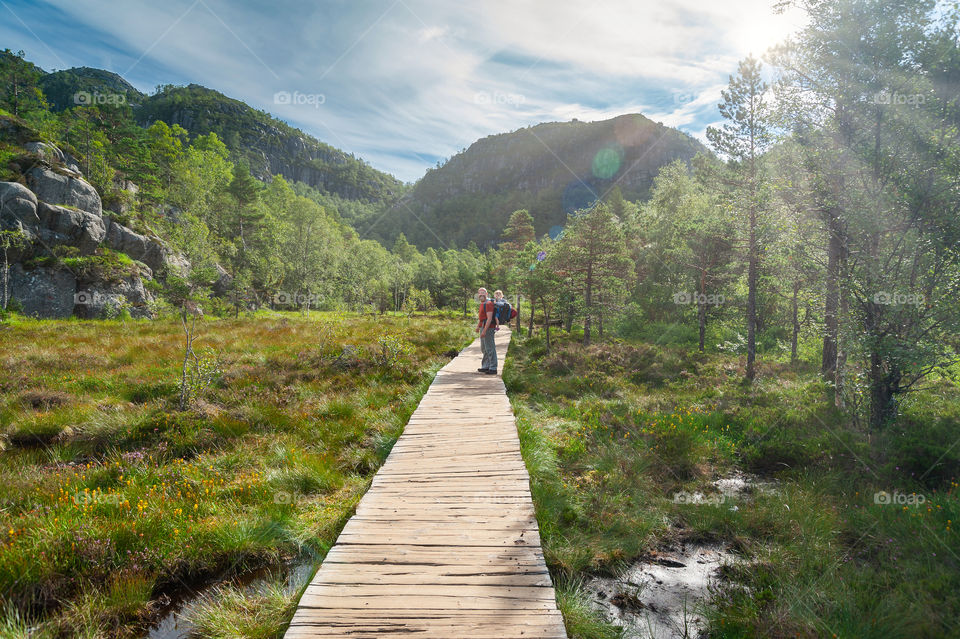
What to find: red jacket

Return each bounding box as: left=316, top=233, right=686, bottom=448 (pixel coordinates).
left=477, top=299, right=494, bottom=328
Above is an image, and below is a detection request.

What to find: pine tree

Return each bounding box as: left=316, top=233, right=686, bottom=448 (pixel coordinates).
left=556, top=203, right=632, bottom=346
left=0, top=49, right=47, bottom=117
left=707, top=55, right=771, bottom=380
left=227, top=162, right=264, bottom=274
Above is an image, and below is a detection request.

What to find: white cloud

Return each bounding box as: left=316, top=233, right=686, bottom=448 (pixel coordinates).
left=19, top=0, right=807, bottom=181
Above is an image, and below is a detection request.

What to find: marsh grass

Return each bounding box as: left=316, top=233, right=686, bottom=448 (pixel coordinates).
left=184, top=579, right=298, bottom=639
left=505, top=331, right=960, bottom=639
left=0, top=311, right=473, bottom=637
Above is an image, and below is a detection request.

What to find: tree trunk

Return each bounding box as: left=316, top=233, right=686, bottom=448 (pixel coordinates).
left=746, top=207, right=757, bottom=380
left=2, top=248, right=8, bottom=311
left=697, top=268, right=707, bottom=352
left=527, top=298, right=535, bottom=337
left=698, top=301, right=706, bottom=353
left=821, top=211, right=843, bottom=377
left=791, top=280, right=800, bottom=364
left=835, top=249, right=849, bottom=408
left=597, top=290, right=604, bottom=339
left=545, top=308, right=551, bottom=352
left=584, top=264, right=593, bottom=346
left=869, top=356, right=900, bottom=429
left=12, top=74, right=20, bottom=117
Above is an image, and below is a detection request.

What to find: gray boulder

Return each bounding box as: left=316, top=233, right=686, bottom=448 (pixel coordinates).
left=23, top=142, right=82, bottom=175
left=26, top=166, right=102, bottom=216
left=8, top=264, right=76, bottom=318
left=37, top=202, right=106, bottom=255
left=0, top=181, right=40, bottom=233
left=75, top=270, right=155, bottom=320
left=102, top=216, right=189, bottom=276
left=8, top=262, right=155, bottom=320
left=212, top=262, right=233, bottom=295
left=108, top=176, right=139, bottom=213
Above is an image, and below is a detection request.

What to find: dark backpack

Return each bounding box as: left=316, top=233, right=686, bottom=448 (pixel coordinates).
left=492, top=299, right=512, bottom=325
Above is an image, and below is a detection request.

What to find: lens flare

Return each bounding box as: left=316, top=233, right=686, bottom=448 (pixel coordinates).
left=592, top=145, right=623, bottom=179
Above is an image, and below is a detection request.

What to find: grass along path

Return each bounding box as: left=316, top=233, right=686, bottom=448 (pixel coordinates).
left=504, top=330, right=960, bottom=639
left=0, top=311, right=474, bottom=638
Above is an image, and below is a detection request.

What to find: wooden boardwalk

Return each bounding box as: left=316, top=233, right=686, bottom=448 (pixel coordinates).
left=284, top=328, right=568, bottom=638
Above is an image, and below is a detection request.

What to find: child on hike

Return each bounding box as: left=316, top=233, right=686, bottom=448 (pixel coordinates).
left=493, top=290, right=505, bottom=331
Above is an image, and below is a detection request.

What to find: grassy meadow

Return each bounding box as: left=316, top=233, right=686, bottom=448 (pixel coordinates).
left=0, top=311, right=473, bottom=638
left=504, top=329, right=960, bottom=639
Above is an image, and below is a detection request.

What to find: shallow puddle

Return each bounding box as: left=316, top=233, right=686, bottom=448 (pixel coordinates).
left=147, top=557, right=316, bottom=639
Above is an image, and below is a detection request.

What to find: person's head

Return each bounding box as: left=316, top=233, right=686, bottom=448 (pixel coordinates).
left=477, top=287, right=488, bottom=301
left=494, top=290, right=504, bottom=300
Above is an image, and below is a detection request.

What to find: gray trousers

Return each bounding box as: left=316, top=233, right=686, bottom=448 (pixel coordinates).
left=480, top=327, right=497, bottom=371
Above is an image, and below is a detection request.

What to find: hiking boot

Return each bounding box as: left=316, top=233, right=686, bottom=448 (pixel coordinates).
left=483, top=369, right=498, bottom=375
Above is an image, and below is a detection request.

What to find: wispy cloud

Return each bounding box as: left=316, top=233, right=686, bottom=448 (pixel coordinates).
left=0, top=0, right=806, bottom=182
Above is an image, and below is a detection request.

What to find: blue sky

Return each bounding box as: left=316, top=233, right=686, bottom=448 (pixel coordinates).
left=0, top=0, right=805, bottom=182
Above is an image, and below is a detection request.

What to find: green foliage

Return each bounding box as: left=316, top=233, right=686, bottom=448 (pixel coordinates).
left=0, top=49, right=48, bottom=118
left=508, top=328, right=960, bottom=639
left=136, top=83, right=403, bottom=203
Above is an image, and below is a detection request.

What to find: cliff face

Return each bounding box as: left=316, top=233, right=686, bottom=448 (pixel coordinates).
left=375, top=114, right=709, bottom=249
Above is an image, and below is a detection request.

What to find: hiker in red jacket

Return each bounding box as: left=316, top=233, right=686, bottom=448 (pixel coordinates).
left=475, top=287, right=497, bottom=374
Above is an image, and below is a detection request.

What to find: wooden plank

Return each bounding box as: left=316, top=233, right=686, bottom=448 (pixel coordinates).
left=283, top=329, right=567, bottom=638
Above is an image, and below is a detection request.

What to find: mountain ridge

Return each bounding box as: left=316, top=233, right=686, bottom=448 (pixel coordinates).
left=36, top=67, right=404, bottom=204
left=374, top=113, right=709, bottom=249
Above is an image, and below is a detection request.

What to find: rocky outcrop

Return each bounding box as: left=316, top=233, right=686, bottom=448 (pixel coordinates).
left=74, top=270, right=154, bottom=319
left=0, top=173, right=186, bottom=318
left=8, top=262, right=155, bottom=320
left=23, top=142, right=81, bottom=174
left=212, top=262, right=233, bottom=295
left=0, top=115, right=37, bottom=145
left=37, top=202, right=106, bottom=254
left=25, top=166, right=102, bottom=216
left=101, top=216, right=188, bottom=276
left=8, top=264, right=76, bottom=318
left=0, top=181, right=40, bottom=238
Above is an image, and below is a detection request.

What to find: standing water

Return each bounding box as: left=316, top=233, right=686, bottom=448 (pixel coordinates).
left=147, top=557, right=317, bottom=639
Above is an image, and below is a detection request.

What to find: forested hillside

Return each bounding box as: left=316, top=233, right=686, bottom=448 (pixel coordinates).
left=32, top=64, right=404, bottom=203
left=376, top=113, right=706, bottom=248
